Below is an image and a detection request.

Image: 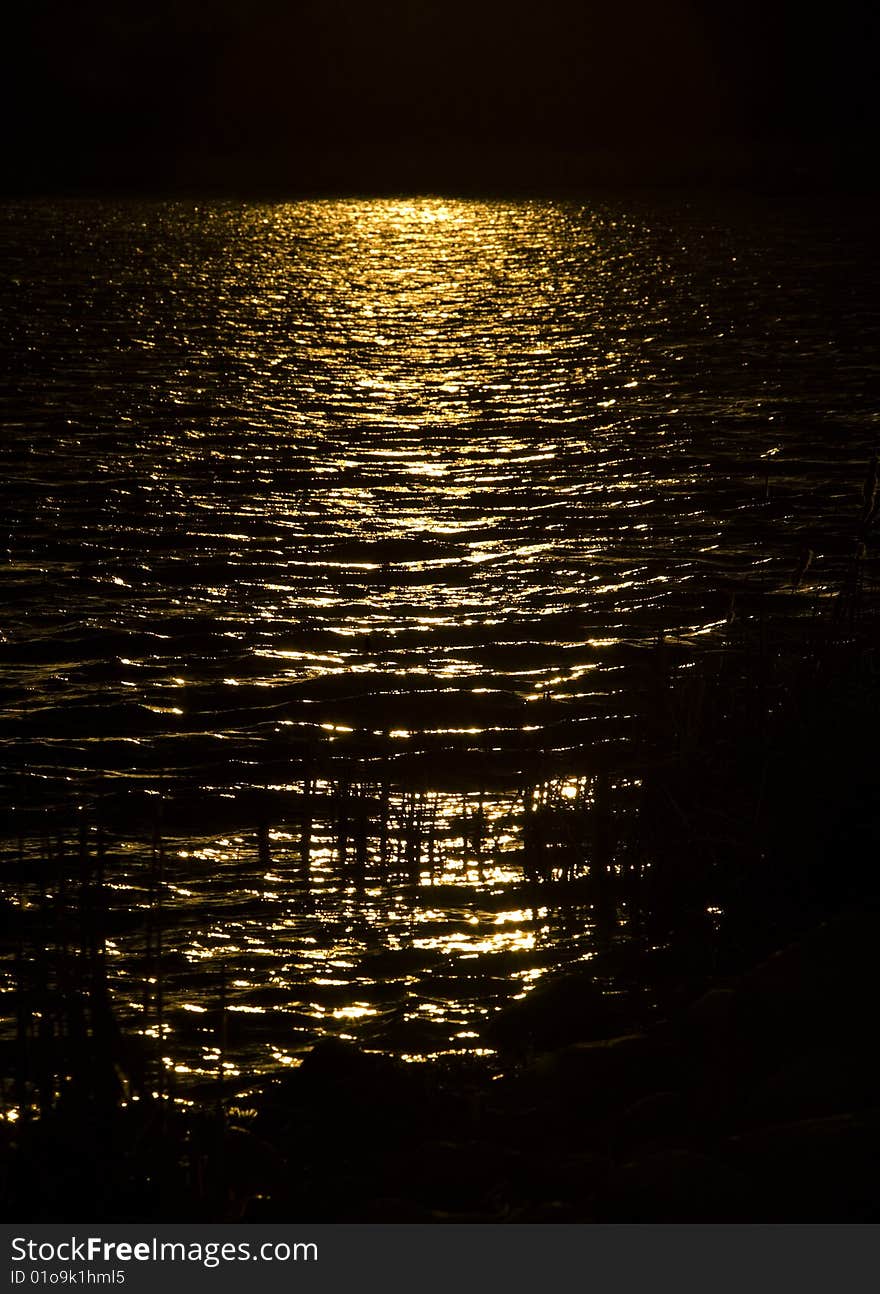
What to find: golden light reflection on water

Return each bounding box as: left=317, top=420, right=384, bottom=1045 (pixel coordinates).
left=56, top=773, right=618, bottom=1085
left=6, top=195, right=854, bottom=1090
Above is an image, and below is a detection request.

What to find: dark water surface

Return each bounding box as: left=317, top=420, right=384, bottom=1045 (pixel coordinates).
left=2, top=197, right=878, bottom=1083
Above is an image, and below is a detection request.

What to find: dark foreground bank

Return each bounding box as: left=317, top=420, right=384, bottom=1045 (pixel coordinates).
left=4, top=898, right=880, bottom=1224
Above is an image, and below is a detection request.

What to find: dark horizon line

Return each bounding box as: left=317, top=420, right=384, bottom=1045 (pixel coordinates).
left=5, top=173, right=880, bottom=205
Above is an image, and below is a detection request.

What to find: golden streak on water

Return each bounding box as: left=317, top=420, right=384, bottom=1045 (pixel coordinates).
left=8, top=194, right=832, bottom=1086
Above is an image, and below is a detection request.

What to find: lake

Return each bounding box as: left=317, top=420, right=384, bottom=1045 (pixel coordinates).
left=1, top=195, right=878, bottom=1085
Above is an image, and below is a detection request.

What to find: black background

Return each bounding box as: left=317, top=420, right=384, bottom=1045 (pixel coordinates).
left=4, top=2, right=879, bottom=195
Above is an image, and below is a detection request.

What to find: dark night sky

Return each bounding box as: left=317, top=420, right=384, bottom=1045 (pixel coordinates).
left=4, top=0, right=879, bottom=193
